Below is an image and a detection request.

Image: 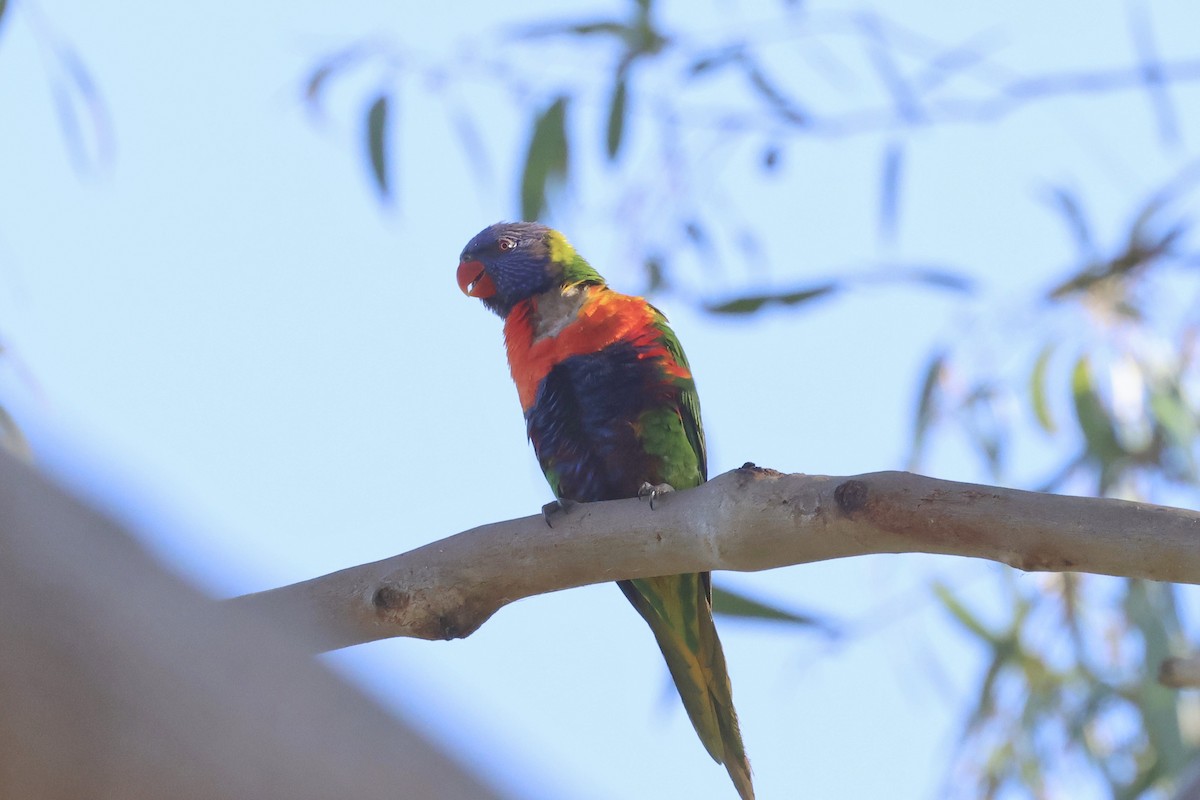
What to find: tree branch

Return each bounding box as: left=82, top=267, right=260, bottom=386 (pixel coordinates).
left=229, top=467, right=1200, bottom=653
left=0, top=447, right=502, bottom=800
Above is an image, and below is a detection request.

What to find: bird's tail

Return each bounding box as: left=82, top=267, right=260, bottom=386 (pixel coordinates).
left=618, top=573, right=753, bottom=800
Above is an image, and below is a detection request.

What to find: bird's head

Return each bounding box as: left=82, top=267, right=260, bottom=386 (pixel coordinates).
left=457, top=222, right=603, bottom=317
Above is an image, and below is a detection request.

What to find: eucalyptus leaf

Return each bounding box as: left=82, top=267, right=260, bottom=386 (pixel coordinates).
left=907, top=350, right=946, bottom=469
left=1030, top=343, right=1057, bottom=434
left=520, top=96, right=569, bottom=221
left=933, top=582, right=997, bottom=645
left=605, top=75, right=628, bottom=161
left=1071, top=355, right=1122, bottom=462
left=705, top=283, right=838, bottom=314
left=365, top=93, right=391, bottom=200
left=712, top=584, right=839, bottom=635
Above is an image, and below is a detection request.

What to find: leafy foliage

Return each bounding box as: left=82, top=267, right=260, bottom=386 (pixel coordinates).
left=910, top=170, right=1200, bottom=797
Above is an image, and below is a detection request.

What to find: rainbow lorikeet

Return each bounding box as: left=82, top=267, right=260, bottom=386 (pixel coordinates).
left=456, top=222, right=753, bottom=799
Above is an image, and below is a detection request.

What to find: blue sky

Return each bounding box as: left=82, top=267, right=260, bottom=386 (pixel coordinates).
left=1, top=1, right=1198, bottom=798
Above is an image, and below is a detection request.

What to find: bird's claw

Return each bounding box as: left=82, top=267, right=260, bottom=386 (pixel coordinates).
left=542, top=497, right=578, bottom=528
left=638, top=482, right=675, bottom=510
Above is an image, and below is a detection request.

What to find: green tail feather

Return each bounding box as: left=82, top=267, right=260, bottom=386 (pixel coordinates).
left=619, top=573, right=754, bottom=800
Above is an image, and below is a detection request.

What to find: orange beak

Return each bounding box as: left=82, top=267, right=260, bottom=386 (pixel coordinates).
left=456, top=259, right=497, bottom=298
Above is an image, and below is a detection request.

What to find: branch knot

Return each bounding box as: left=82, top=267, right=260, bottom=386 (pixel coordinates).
left=834, top=479, right=869, bottom=514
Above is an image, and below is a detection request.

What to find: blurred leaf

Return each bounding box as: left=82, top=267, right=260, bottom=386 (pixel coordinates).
left=683, top=219, right=709, bottom=251
left=643, top=254, right=667, bottom=292
left=304, top=43, right=371, bottom=120
left=1149, top=383, right=1194, bottom=449
left=605, top=74, right=628, bottom=161
left=520, top=96, right=569, bottom=221
left=712, top=584, right=840, bottom=635
left=1123, top=581, right=1190, bottom=781
left=0, top=0, right=8, bottom=35
left=687, top=46, right=744, bottom=78
left=1045, top=186, right=1096, bottom=259
left=761, top=144, right=781, bottom=172
left=1071, top=355, right=1122, bottom=463
left=888, top=265, right=976, bottom=293
left=365, top=93, right=392, bottom=200
left=933, top=582, right=997, bottom=646
left=517, top=4, right=665, bottom=57
left=517, top=19, right=629, bottom=39
left=741, top=56, right=808, bottom=125
left=44, top=42, right=113, bottom=171
left=907, top=349, right=946, bottom=469
left=1048, top=168, right=1199, bottom=303
left=1030, top=343, right=1057, bottom=434
left=878, top=139, right=904, bottom=241
left=305, top=64, right=337, bottom=112
left=705, top=283, right=839, bottom=314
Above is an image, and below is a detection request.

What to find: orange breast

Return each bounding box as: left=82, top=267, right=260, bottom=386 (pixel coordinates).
left=503, top=288, right=660, bottom=412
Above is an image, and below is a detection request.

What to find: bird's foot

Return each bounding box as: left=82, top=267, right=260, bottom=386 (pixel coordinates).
left=541, top=497, right=578, bottom=528
left=638, top=482, right=675, bottom=510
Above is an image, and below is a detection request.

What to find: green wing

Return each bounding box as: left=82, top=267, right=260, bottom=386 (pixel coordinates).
left=653, top=308, right=707, bottom=484
left=619, top=309, right=753, bottom=799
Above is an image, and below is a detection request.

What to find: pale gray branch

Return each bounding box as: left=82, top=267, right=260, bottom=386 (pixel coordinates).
left=0, top=447, right=502, bottom=800
left=229, top=467, right=1200, bottom=653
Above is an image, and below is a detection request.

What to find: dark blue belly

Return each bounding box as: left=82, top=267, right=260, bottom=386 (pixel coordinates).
left=525, top=340, right=669, bottom=502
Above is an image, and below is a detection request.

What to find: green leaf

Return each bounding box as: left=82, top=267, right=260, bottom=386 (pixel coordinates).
left=933, top=582, right=997, bottom=645
left=365, top=93, right=391, bottom=200
left=1071, top=355, right=1121, bottom=462
left=605, top=75, right=628, bottom=160
left=520, top=96, right=569, bottom=221
left=0, top=0, right=9, bottom=35
left=643, top=254, right=667, bottom=293
left=516, top=20, right=628, bottom=40
left=907, top=350, right=946, bottom=469
left=705, top=283, right=838, bottom=314
left=1149, top=386, right=1191, bottom=442
left=1030, top=343, right=1057, bottom=434
left=712, top=584, right=839, bottom=635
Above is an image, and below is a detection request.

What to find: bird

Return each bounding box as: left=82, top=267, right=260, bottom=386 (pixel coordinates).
left=456, top=221, right=753, bottom=799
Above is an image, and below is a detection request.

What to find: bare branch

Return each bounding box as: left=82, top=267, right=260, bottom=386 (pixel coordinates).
left=229, top=467, right=1200, bottom=653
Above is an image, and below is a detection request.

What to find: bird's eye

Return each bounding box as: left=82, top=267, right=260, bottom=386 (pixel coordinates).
left=498, top=237, right=516, bottom=252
